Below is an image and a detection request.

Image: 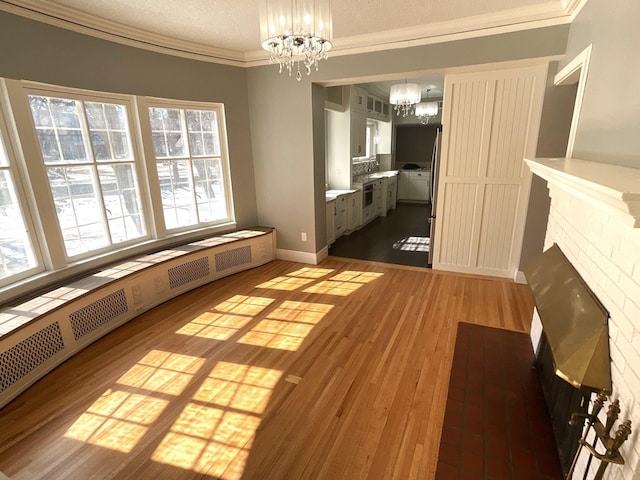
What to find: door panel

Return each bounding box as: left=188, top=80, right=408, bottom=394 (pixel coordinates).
left=433, top=65, right=546, bottom=278
left=438, top=183, right=478, bottom=267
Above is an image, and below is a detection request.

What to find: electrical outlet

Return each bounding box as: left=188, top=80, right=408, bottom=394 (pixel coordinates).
left=301, top=232, right=307, bottom=241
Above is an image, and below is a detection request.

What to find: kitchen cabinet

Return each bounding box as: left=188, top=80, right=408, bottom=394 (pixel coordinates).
left=350, top=110, right=367, bottom=158
left=351, top=86, right=367, bottom=112
left=366, top=93, right=391, bottom=122
left=326, top=199, right=335, bottom=245
left=398, top=171, right=430, bottom=201
left=347, top=191, right=361, bottom=232
left=374, top=179, right=384, bottom=215
left=387, top=176, right=397, bottom=211
left=334, top=195, right=347, bottom=238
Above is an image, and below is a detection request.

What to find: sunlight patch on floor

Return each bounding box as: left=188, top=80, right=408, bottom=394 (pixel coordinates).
left=237, top=301, right=333, bottom=351
left=116, top=351, right=205, bottom=395
left=254, top=275, right=315, bottom=290
left=175, top=295, right=275, bottom=340
left=392, top=236, right=430, bottom=252
left=152, top=362, right=282, bottom=478
left=286, top=267, right=335, bottom=279
left=302, top=271, right=382, bottom=296
left=65, top=350, right=207, bottom=453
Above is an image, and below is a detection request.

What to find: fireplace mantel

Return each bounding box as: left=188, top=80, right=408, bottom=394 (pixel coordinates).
left=524, top=157, right=640, bottom=227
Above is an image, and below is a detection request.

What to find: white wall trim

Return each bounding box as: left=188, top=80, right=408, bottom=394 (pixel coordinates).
left=514, top=270, right=528, bottom=284
left=316, top=246, right=329, bottom=263
left=2, top=0, right=571, bottom=68
left=276, top=248, right=322, bottom=265
left=554, top=44, right=592, bottom=159
left=562, top=0, right=591, bottom=20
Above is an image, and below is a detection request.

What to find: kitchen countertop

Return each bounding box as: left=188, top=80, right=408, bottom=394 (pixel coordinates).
left=353, top=170, right=399, bottom=185
left=326, top=188, right=358, bottom=202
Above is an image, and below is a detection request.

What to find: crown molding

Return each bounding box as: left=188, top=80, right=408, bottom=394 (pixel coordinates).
left=2, top=0, right=573, bottom=68
left=245, top=6, right=571, bottom=67
left=0, top=0, right=246, bottom=66
left=562, top=0, right=590, bottom=19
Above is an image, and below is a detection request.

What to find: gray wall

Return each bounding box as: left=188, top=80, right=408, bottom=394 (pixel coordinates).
left=561, top=0, right=640, bottom=167
left=246, top=69, right=316, bottom=252
left=519, top=62, right=577, bottom=269
left=0, top=11, right=258, bottom=227
left=248, top=25, right=570, bottom=254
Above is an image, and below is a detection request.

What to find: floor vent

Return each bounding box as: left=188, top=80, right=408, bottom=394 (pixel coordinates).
left=0, top=323, right=64, bottom=392
left=216, top=246, right=252, bottom=272
left=168, top=257, right=210, bottom=290
left=70, top=289, right=129, bottom=340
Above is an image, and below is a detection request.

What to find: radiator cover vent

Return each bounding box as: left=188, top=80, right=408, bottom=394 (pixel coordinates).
left=70, top=289, right=129, bottom=340
left=0, top=323, right=64, bottom=392
left=215, top=246, right=252, bottom=272
left=168, top=257, right=210, bottom=289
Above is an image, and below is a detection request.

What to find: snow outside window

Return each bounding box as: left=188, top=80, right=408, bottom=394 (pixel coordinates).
left=28, top=95, right=147, bottom=258
left=0, top=127, right=39, bottom=284
left=148, top=106, right=229, bottom=230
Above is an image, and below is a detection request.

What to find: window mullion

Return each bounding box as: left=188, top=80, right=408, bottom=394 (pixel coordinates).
left=135, top=96, right=166, bottom=238
left=79, top=99, right=113, bottom=247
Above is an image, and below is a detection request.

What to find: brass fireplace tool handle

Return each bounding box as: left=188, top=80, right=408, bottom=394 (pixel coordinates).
left=566, top=392, right=633, bottom=480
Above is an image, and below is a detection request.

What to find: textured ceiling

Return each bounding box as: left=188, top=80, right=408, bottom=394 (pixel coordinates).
left=5, top=0, right=568, bottom=56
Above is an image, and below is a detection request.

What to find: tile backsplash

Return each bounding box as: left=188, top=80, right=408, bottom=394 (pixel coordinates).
left=352, top=159, right=378, bottom=179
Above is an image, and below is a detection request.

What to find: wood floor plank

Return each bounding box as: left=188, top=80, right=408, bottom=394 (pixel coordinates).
left=0, top=258, right=533, bottom=480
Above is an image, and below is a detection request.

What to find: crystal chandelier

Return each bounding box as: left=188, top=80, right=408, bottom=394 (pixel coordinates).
left=260, top=0, right=333, bottom=81
left=415, top=89, right=439, bottom=124
left=389, top=82, right=421, bottom=117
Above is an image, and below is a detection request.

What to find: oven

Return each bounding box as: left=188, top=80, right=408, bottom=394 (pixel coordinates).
left=363, top=183, right=374, bottom=207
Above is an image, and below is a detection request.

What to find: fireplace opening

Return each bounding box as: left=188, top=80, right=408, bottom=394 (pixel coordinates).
left=535, top=330, right=590, bottom=475
left=525, top=243, right=613, bottom=477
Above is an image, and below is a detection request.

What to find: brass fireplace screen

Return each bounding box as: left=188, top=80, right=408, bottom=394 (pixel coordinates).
left=524, top=243, right=612, bottom=394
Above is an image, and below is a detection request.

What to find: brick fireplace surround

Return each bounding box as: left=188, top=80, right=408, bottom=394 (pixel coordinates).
left=525, top=158, right=640, bottom=480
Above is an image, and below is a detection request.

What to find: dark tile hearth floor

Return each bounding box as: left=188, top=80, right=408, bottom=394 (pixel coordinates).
left=437, top=323, right=563, bottom=480
left=329, top=202, right=431, bottom=267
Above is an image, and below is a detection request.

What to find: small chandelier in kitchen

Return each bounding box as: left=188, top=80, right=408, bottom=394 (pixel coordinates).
left=259, top=0, right=333, bottom=81
left=415, top=89, right=439, bottom=124
left=389, top=82, right=421, bottom=117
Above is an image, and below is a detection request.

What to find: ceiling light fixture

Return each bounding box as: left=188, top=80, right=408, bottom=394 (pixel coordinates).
left=415, top=89, right=439, bottom=124
left=260, top=0, right=333, bottom=81
left=389, top=82, right=421, bottom=117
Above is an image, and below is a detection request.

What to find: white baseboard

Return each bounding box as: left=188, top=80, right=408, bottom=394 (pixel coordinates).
left=514, top=270, right=527, bottom=284
left=276, top=248, right=324, bottom=265
left=316, top=246, right=329, bottom=263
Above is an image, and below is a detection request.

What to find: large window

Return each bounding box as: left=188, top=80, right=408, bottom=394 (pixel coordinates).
left=0, top=80, right=235, bottom=297
left=28, top=94, right=146, bottom=258
left=0, top=121, right=39, bottom=284
left=148, top=103, right=231, bottom=231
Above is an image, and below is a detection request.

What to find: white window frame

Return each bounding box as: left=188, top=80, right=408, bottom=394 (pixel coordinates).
left=14, top=81, right=153, bottom=264
left=0, top=80, right=237, bottom=302
left=137, top=96, right=235, bottom=237
left=0, top=80, right=44, bottom=287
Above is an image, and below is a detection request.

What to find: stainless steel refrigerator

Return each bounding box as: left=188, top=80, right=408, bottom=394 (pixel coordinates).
left=428, top=127, right=441, bottom=266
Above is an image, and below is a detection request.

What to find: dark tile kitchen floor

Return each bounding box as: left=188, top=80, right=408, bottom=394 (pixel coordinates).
left=329, top=202, right=431, bottom=267
left=437, top=323, right=564, bottom=480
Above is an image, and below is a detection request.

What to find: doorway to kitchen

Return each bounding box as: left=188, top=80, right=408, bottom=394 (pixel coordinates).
left=329, top=202, right=431, bottom=268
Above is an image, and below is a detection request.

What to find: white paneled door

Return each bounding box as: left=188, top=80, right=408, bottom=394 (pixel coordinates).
left=432, top=65, right=547, bottom=278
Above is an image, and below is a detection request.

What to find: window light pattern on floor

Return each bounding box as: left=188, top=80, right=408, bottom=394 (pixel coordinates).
left=58, top=265, right=384, bottom=479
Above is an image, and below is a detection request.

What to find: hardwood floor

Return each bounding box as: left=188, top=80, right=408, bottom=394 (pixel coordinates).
left=329, top=203, right=431, bottom=268
left=0, top=258, right=534, bottom=480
